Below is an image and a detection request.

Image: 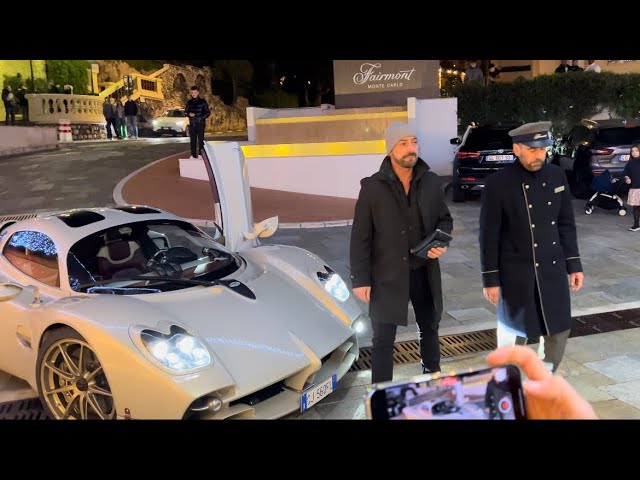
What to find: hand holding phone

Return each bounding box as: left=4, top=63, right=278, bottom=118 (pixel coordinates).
left=487, top=346, right=598, bottom=420
left=366, top=365, right=526, bottom=420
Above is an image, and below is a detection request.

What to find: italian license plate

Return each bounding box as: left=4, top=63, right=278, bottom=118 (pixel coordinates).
left=300, top=374, right=337, bottom=412
left=486, top=154, right=514, bottom=162
left=621, top=154, right=630, bottom=161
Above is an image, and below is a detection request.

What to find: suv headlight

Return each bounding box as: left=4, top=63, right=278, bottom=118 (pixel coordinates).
left=140, top=325, right=211, bottom=372
left=317, top=266, right=350, bottom=302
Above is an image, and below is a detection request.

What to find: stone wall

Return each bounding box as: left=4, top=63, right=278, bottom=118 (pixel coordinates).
left=96, top=60, right=142, bottom=84
left=39, top=123, right=108, bottom=141
left=72, top=123, right=107, bottom=140
left=97, top=62, right=248, bottom=133
left=151, top=64, right=247, bottom=133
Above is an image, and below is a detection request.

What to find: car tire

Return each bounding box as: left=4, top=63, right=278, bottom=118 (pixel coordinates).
left=36, top=327, right=116, bottom=420
left=452, top=184, right=466, bottom=202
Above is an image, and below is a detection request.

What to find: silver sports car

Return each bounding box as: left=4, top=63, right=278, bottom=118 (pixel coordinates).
left=0, top=142, right=364, bottom=419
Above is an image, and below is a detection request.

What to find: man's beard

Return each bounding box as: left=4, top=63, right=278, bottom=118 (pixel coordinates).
left=399, top=154, right=417, bottom=168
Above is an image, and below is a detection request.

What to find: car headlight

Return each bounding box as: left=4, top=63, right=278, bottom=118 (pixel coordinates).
left=317, top=266, right=350, bottom=302
left=176, top=120, right=186, bottom=126
left=152, top=120, right=158, bottom=126
left=140, top=325, right=211, bottom=372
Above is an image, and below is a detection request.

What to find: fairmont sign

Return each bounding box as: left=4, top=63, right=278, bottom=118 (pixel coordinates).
left=333, top=60, right=439, bottom=108
left=353, top=63, right=417, bottom=89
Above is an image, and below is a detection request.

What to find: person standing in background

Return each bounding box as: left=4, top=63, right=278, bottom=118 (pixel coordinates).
left=184, top=85, right=211, bottom=159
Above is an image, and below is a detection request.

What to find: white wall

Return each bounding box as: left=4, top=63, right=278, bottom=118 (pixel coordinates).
left=0, top=125, right=58, bottom=147
left=246, top=107, right=270, bottom=142
left=246, top=154, right=382, bottom=199
left=412, top=97, right=458, bottom=176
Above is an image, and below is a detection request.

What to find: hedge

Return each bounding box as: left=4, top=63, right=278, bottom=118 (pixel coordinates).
left=454, top=71, right=640, bottom=135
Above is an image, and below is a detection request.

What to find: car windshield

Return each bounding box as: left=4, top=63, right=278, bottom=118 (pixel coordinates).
left=67, top=220, right=240, bottom=294
left=462, top=127, right=515, bottom=151
left=594, top=127, right=640, bottom=147
left=163, top=110, right=185, bottom=117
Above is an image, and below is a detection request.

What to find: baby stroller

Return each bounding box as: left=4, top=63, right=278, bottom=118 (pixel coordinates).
left=585, top=169, right=627, bottom=216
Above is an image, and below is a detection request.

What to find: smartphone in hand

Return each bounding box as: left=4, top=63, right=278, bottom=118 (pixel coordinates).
left=365, top=365, right=526, bottom=420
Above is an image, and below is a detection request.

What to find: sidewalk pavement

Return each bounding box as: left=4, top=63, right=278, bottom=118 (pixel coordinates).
left=288, top=327, right=640, bottom=420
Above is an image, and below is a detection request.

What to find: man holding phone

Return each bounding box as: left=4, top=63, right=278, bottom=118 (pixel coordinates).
left=350, top=122, right=453, bottom=383
left=479, top=121, right=584, bottom=373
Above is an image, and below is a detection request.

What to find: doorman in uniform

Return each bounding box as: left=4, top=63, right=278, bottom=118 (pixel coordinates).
left=479, top=121, right=584, bottom=372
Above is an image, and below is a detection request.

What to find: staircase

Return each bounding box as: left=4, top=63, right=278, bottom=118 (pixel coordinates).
left=99, top=64, right=169, bottom=103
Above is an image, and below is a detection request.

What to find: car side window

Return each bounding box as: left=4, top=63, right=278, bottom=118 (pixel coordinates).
left=2, top=230, right=60, bottom=287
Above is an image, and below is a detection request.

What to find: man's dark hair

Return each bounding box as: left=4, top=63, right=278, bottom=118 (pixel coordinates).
left=190, top=85, right=199, bottom=91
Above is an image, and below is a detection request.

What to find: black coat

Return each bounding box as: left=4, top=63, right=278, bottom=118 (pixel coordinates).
left=350, top=157, right=453, bottom=326
left=185, top=97, right=211, bottom=124
left=479, top=161, right=582, bottom=338
left=623, top=157, right=640, bottom=189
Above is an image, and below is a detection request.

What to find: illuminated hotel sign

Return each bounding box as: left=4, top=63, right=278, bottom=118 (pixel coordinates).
left=333, top=60, right=439, bottom=108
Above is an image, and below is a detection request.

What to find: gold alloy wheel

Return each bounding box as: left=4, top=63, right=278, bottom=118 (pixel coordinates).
left=39, top=336, right=115, bottom=420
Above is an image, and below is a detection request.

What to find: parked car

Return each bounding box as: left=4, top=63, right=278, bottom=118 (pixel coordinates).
left=552, top=118, right=640, bottom=198
left=0, top=142, right=364, bottom=420
left=152, top=108, right=190, bottom=136
left=450, top=123, right=522, bottom=202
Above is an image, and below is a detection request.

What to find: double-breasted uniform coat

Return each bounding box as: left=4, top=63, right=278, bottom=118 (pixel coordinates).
left=479, top=160, right=582, bottom=338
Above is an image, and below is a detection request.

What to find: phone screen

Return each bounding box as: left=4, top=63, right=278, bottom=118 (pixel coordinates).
left=366, top=365, right=526, bottom=420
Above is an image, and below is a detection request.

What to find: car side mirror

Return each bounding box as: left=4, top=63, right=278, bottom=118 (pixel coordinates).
left=0, top=282, right=42, bottom=305
left=0, top=283, right=23, bottom=302
left=243, top=216, right=278, bottom=240
left=450, top=138, right=461, bottom=145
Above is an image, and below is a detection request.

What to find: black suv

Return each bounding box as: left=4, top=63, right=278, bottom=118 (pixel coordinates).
left=450, top=123, right=522, bottom=202
left=553, top=118, right=640, bottom=198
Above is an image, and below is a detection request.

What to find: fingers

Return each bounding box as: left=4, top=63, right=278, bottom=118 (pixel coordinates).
left=487, top=345, right=553, bottom=382
left=570, top=273, right=584, bottom=292
left=427, top=247, right=447, bottom=259
left=483, top=288, right=499, bottom=305
left=354, top=287, right=371, bottom=303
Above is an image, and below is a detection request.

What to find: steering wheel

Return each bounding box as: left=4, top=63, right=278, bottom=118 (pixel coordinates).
left=147, top=249, right=168, bottom=267
left=146, top=249, right=183, bottom=278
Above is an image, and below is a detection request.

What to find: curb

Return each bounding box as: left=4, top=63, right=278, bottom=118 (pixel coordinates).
left=114, top=151, right=355, bottom=229
left=113, top=150, right=189, bottom=206
left=114, top=155, right=449, bottom=230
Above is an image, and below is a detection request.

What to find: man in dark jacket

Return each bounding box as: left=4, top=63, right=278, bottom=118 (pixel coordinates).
left=479, top=121, right=584, bottom=373
left=124, top=97, right=138, bottom=139
left=184, top=85, right=211, bottom=158
left=350, top=122, right=453, bottom=383
left=102, top=98, right=120, bottom=140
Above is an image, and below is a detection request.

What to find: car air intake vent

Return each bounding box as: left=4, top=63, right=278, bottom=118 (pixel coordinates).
left=229, top=380, right=285, bottom=407
left=112, top=206, right=161, bottom=214
left=56, top=210, right=105, bottom=228
left=0, top=213, right=39, bottom=223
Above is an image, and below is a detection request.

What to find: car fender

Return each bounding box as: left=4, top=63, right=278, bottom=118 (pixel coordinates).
left=31, top=295, right=235, bottom=419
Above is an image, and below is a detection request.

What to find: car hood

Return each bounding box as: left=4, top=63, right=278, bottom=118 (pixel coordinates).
left=138, top=249, right=356, bottom=396
left=155, top=117, right=187, bottom=125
